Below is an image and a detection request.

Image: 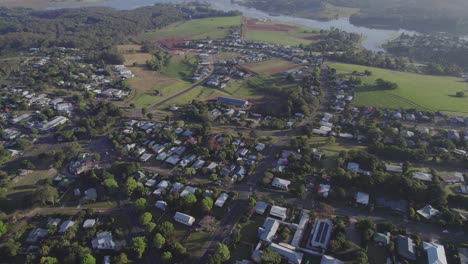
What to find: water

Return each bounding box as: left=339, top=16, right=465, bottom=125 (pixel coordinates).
left=56, top=0, right=419, bottom=51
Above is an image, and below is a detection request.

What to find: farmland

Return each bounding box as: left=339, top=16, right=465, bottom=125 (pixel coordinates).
left=243, top=18, right=322, bottom=46
left=136, top=16, right=242, bottom=42
left=331, top=63, right=468, bottom=116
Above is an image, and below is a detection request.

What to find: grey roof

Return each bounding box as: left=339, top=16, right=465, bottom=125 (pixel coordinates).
left=259, top=218, right=279, bottom=242
left=396, top=235, right=416, bottom=260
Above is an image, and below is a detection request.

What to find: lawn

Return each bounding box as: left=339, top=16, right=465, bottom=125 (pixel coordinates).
left=243, top=58, right=298, bottom=77
left=231, top=215, right=265, bottom=261
left=184, top=231, right=213, bottom=259
left=137, top=16, right=241, bottom=41
left=0, top=168, right=57, bottom=212
left=160, top=54, right=197, bottom=81
left=331, top=63, right=468, bottom=116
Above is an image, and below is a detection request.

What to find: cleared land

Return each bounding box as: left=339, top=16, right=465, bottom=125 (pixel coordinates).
left=243, top=18, right=322, bottom=46
left=117, top=45, right=196, bottom=108
left=331, top=63, right=468, bottom=116
left=243, top=58, right=298, bottom=76
left=137, top=16, right=242, bottom=42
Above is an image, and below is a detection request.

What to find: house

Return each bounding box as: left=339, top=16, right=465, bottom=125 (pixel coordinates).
left=320, top=255, right=344, bottom=264
left=448, top=130, right=460, bottom=141
left=439, top=172, right=464, bottom=184
left=269, top=243, right=303, bottom=264
left=145, top=179, right=157, bottom=187
left=258, top=217, right=279, bottom=243
left=217, top=96, right=249, bottom=108
left=396, top=235, right=416, bottom=261
left=272, top=177, right=291, bottom=190
left=318, top=184, right=330, bottom=198
left=191, top=158, right=206, bottom=169
left=355, top=192, right=369, bottom=206
left=423, top=242, right=447, bottom=264
left=291, top=212, right=309, bottom=247
left=307, top=218, right=333, bottom=253
left=170, top=182, right=184, bottom=193
left=180, top=186, right=197, bottom=197
left=26, top=228, right=48, bottom=243
left=214, top=193, right=229, bottom=208
left=255, top=143, right=266, bottom=152
left=83, top=219, right=96, bottom=229
left=412, top=172, right=433, bottom=182
left=347, top=162, right=370, bottom=175
left=48, top=218, right=61, bottom=226
left=84, top=188, right=97, bottom=201
left=155, top=200, right=168, bottom=211
left=375, top=197, right=407, bottom=214
left=92, top=231, right=116, bottom=250
left=417, top=205, right=440, bottom=220
left=270, top=205, right=287, bottom=220
left=59, top=220, right=75, bottom=233
left=174, top=212, right=196, bottom=226
left=139, top=153, right=153, bottom=162
left=254, top=201, right=269, bottom=215
left=373, top=232, right=391, bottom=246
left=385, top=164, right=403, bottom=174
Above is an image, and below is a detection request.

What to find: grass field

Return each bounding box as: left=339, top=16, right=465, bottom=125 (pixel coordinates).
left=331, top=63, right=468, bottom=116
left=137, top=16, right=241, bottom=42
left=117, top=45, right=196, bottom=108
left=243, top=58, right=297, bottom=76
left=0, top=168, right=57, bottom=212
left=243, top=18, right=322, bottom=46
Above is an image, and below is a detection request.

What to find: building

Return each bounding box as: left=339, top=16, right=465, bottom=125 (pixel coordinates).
left=92, top=231, right=116, bottom=250
left=291, top=212, right=309, bottom=247
left=214, top=193, right=229, bottom=208
left=270, top=205, right=287, bottom=220
left=373, top=232, right=391, bottom=246
left=258, top=218, right=279, bottom=243
left=318, top=184, right=330, bottom=198
left=83, top=219, right=96, bottom=229
left=417, top=205, right=440, bottom=220
left=254, top=201, right=269, bottom=215
left=423, top=242, right=447, bottom=264
left=155, top=200, right=168, bottom=211
left=180, top=186, right=197, bottom=197
left=320, top=255, right=344, bottom=264
left=440, top=172, right=464, bottom=184
left=26, top=228, right=47, bottom=243
left=84, top=188, right=97, bottom=201
left=37, top=116, right=68, bottom=132
left=375, top=197, right=407, bottom=214
left=217, top=96, right=249, bottom=108
left=412, top=172, right=433, bottom=182
left=272, top=177, right=291, bottom=190
left=385, top=164, right=403, bottom=173
left=308, top=218, right=333, bottom=253
left=139, top=153, right=153, bottom=162
left=59, top=220, right=75, bottom=233
left=269, top=243, right=303, bottom=264
left=396, top=235, right=416, bottom=261
left=355, top=192, right=369, bottom=206
left=174, top=212, right=196, bottom=226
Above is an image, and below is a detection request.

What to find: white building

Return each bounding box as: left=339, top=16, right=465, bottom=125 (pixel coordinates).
left=423, top=242, right=447, bottom=264
left=92, top=231, right=116, bottom=250
left=272, top=177, right=291, bottom=190
left=59, top=220, right=75, bottom=233
left=254, top=201, right=269, bottom=215
left=214, top=193, right=229, bottom=208
left=155, top=200, right=168, bottom=211
left=174, top=212, right=195, bottom=226
left=270, top=205, right=287, bottom=220
left=83, top=219, right=96, bottom=229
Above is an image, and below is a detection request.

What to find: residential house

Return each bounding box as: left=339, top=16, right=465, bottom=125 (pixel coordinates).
left=180, top=186, right=197, bottom=197
left=272, top=177, right=291, bottom=190
left=269, top=243, right=303, bottom=264
left=83, top=219, right=96, bottom=229
left=355, top=192, right=369, bottom=206
left=270, top=205, right=287, bottom=220
left=92, top=231, right=116, bottom=250
left=217, top=96, right=249, bottom=108
left=417, top=205, right=440, bottom=220
left=412, top=172, right=433, bottom=182
left=214, top=193, right=229, bottom=208
left=254, top=201, right=269, bottom=215
left=155, top=200, right=168, bottom=211
left=373, top=232, right=391, bottom=246
left=307, top=218, right=333, bottom=253
left=258, top=217, right=279, bottom=243
left=423, top=242, right=447, bottom=264
left=59, top=220, right=75, bottom=233
left=439, top=172, right=464, bottom=184
left=396, top=235, right=416, bottom=261
left=174, top=212, right=195, bottom=226
left=26, top=228, right=47, bottom=243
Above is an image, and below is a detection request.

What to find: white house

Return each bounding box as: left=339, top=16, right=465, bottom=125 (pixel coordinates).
left=59, top=220, right=75, bottom=233
left=254, top=201, right=269, bottom=215
left=174, top=212, right=195, bottom=226
left=272, top=177, right=291, bottom=190
left=83, top=219, right=96, bottom=229
left=270, top=205, right=287, bottom=220
left=355, top=192, right=370, bottom=206
left=417, top=205, right=440, bottom=220
left=214, top=193, right=229, bottom=208
left=155, top=200, right=168, bottom=211
left=423, top=242, right=447, bottom=264
left=92, top=231, right=116, bottom=250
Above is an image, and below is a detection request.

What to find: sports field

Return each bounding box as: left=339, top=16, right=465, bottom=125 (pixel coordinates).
left=137, top=16, right=242, bottom=42
left=243, top=18, right=321, bottom=46
left=331, top=63, right=468, bottom=115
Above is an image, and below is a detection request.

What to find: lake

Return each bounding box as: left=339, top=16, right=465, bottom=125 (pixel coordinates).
left=58, top=0, right=419, bottom=51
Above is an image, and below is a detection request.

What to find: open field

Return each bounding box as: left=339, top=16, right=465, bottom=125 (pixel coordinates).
left=243, top=18, right=322, bottom=46
left=243, top=58, right=298, bottom=76
left=117, top=45, right=195, bottom=108
left=0, top=0, right=104, bottom=9
left=0, top=168, right=57, bottom=212
left=137, top=16, right=242, bottom=42
left=331, top=63, right=468, bottom=116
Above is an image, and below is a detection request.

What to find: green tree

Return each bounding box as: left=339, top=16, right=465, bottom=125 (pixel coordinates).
left=181, top=193, right=197, bottom=208
left=132, top=236, right=146, bottom=259
left=139, top=212, right=153, bottom=226
left=200, top=197, right=214, bottom=213
left=134, top=198, right=147, bottom=212
left=32, top=185, right=59, bottom=205
left=80, top=253, right=96, bottom=264
left=153, top=233, right=165, bottom=249
left=158, top=221, right=175, bottom=238
left=103, top=178, right=118, bottom=193
left=113, top=253, right=129, bottom=264
left=40, top=257, right=58, bottom=264
left=125, top=177, right=138, bottom=197
left=161, top=251, right=172, bottom=263
left=261, top=248, right=281, bottom=264
left=172, top=241, right=187, bottom=255
left=0, top=220, right=6, bottom=237
left=216, top=243, right=230, bottom=262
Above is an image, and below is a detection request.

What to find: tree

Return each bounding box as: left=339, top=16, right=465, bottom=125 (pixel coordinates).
left=215, top=243, right=230, bottom=262
left=153, top=233, right=165, bottom=249
left=80, top=253, right=96, bottom=264
left=181, top=193, right=197, bottom=208
left=0, top=220, right=6, bottom=237
left=161, top=251, right=172, bottom=263
left=139, top=212, right=153, bottom=226
left=124, top=177, right=138, bottom=197
left=455, top=91, right=465, bottom=97
left=200, top=197, right=214, bottom=213
left=134, top=198, right=147, bottom=212
left=32, top=185, right=59, bottom=205
left=113, top=253, right=129, bottom=264
left=158, top=221, right=175, bottom=238
left=172, top=242, right=187, bottom=255
left=103, top=178, right=118, bottom=193
left=261, top=248, right=281, bottom=264
left=40, top=257, right=58, bottom=264
left=132, top=236, right=146, bottom=259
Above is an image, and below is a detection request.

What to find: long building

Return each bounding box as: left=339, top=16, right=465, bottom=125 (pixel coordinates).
left=217, top=96, right=249, bottom=108
left=307, top=218, right=333, bottom=254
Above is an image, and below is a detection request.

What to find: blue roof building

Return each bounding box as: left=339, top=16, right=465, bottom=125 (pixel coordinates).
left=217, top=96, right=249, bottom=108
